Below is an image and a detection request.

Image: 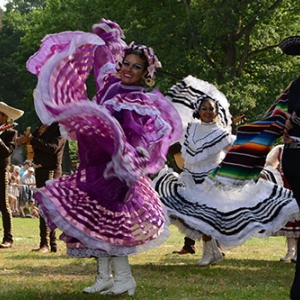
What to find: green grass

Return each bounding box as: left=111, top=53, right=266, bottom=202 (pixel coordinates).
left=0, top=218, right=295, bottom=299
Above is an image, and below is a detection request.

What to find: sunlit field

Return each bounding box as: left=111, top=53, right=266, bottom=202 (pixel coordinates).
left=0, top=218, right=295, bottom=299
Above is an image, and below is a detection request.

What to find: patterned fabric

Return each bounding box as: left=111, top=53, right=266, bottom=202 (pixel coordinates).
left=27, top=19, right=182, bottom=257
left=181, top=121, right=232, bottom=183
left=210, top=112, right=287, bottom=185
left=154, top=171, right=296, bottom=248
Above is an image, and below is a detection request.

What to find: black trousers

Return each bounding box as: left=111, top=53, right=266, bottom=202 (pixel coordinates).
left=0, top=169, right=13, bottom=243
left=35, top=168, right=61, bottom=249
left=282, top=148, right=300, bottom=300
left=39, top=215, right=56, bottom=249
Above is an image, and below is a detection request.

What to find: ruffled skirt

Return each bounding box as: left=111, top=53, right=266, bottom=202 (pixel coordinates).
left=34, top=102, right=169, bottom=257
left=36, top=173, right=169, bottom=257
left=153, top=167, right=299, bottom=248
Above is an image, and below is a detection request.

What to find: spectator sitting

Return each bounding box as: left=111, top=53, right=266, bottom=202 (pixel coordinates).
left=19, top=160, right=32, bottom=184
left=8, top=174, right=20, bottom=216
left=20, top=199, right=39, bottom=218
left=20, top=167, right=35, bottom=208
left=22, top=166, right=36, bottom=188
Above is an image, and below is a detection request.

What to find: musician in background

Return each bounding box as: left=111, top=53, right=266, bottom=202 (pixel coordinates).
left=0, top=102, right=24, bottom=249
left=17, top=122, right=66, bottom=253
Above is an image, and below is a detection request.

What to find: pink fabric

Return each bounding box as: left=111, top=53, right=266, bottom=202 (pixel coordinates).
left=28, top=19, right=182, bottom=256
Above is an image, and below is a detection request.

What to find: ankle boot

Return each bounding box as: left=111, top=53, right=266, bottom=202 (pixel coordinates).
left=280, top=237, right=296, bottom=262
left=292, top=239, right=298, bottom=263
left=198, top=239, right=223, bottom=267
left=290, top=239, right=300, bottom=300
left=83, top=257, right=114, bottom=293
left=100, top=256, right=136, bottom=296
left=172, top=237, right=196, bottom=254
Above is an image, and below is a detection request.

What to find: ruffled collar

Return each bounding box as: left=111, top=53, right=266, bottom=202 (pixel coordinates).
left=198, top=120, right=217, bottom=126
left=118, top=81, right=148, bottom=92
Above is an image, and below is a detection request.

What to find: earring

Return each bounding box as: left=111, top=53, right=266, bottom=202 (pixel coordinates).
left=145, top=77, right=155, bottom=87
left=115, top=72, right=121, bottom=78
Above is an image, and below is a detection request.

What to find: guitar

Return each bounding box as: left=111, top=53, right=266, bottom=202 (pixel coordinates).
left=0, top=122, right=17, bottom=132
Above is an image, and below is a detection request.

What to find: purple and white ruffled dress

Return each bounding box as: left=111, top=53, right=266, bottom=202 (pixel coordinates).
left=26, top=21, right=182, bottom=257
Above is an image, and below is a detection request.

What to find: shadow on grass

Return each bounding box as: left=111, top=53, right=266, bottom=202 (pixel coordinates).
left=0, top=257, right=295, bottom=299
left=6, top=253, right=74, bottom=260
left=1, top=254, right=296, bottom=275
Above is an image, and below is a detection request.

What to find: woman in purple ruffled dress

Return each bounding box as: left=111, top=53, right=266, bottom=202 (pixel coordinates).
left=26, top=19, right=182, bottom=296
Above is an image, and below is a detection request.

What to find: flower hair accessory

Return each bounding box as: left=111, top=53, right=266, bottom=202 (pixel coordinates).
left=192, top=94, right=219, bottom=118
left=193, top=94, right=211, bottom=111
left=116, top=41, right=162, bottom=79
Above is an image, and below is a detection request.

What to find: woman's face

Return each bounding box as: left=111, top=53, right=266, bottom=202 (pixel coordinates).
left=120, top=54, right=148, bottom=85
left=198, top=99, right=217, bottom=123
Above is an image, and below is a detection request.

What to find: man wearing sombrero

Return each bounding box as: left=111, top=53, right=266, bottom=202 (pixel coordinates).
left=279, top=35, right=300, bottom=300
left=0, top=102, right=23, bottom=249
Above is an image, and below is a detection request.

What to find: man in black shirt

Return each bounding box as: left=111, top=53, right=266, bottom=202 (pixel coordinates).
left=0, top=102, right=23, bottom=249
left=17, top=122, right=66, bottom=252
left=279, top=35, right=300, bottom=300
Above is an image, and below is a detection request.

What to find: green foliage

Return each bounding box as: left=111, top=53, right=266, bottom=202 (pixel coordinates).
left=68, top=140, right=78, bottom=163
left=0, top=0, right=300, bottom=131
left=0, top=9, right=34, bottom=132
left=5, top=0, right=45, bottom=14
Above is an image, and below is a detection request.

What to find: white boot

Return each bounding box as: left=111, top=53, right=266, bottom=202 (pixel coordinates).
left=101, top=256, right=136, bottom=296
left=292, top=239, right=298, bottom=263
left=83, top=257, right=114, bottom=293
left=198, top=239, right=223, bottom=266
left=280, top=237, right=296, bottom=262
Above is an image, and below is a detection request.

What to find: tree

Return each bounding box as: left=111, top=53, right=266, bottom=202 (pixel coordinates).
left=2, top=0, right=300, bottom=133
left=5, top=0, right=45, bottom=14
left=113, top=0, right=300, bottom=120
left=0, top=8, right=34, bottom=132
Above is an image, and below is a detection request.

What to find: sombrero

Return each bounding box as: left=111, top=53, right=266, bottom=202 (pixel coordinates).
left=0, top=102, right=24, bottom=121
left=280, top=35, right=300, bottom=55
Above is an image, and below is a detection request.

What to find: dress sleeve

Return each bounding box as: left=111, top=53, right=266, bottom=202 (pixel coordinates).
left=27, top=31, right=104, bottom=124
left=27, top=19, right=126, bottom=125
left=93, top=45, right=116, bottom=91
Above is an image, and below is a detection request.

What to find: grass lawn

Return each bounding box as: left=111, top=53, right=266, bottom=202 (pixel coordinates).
left=0, top=218, right=295, bottom=299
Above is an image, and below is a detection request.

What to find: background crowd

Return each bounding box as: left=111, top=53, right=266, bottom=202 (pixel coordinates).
left=6, top=161, right=37, bottom=218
